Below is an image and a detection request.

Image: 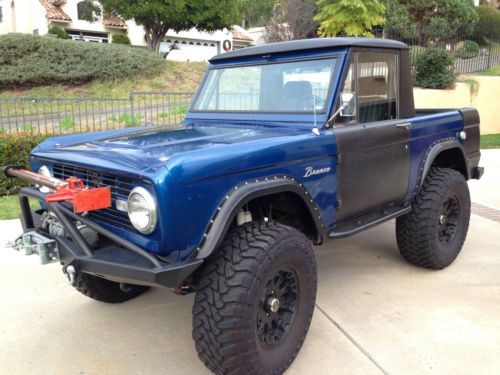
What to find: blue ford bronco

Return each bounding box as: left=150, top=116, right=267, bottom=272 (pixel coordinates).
left=3, top=38, right=483, bottom=375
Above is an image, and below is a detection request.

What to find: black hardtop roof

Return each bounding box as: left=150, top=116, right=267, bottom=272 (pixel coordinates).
left=210, top=37, right=408, bottom=62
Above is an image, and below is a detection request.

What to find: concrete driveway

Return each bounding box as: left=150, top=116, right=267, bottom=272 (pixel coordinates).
left=0, top=150, right=499, bottom=375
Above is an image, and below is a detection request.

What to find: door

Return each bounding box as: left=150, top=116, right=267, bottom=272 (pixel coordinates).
left=333, top=50, right=410, bottom=222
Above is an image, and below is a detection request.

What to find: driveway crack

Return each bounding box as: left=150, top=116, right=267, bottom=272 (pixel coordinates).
left=315, top=304, right=389, bottom=375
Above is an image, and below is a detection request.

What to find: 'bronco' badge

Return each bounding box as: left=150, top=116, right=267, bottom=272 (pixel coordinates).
left=303, top=166, right=331, bottom=178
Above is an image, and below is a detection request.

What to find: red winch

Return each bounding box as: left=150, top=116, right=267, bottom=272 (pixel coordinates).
left=2, top=166, right=111, bottom=213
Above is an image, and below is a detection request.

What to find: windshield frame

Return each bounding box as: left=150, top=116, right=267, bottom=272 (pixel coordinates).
left=190, top=54, right=341, bottom=116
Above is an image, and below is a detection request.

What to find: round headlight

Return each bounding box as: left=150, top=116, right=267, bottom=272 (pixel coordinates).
left=127, top=187, right=157, bottom=234
left=38, top=165, right=53, bottom=193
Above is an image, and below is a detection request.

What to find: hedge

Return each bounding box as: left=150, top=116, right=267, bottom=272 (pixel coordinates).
left=454, top=40, right=480, bottom=59
left=112, top=34, right=131, bottom=44
left=0, top=34, right=165, bottom=88
left=48, top=27, right=69, bottom=39
left=414, top=48, right=455, bottom=89
left=0, top=133, right=49, bottom=196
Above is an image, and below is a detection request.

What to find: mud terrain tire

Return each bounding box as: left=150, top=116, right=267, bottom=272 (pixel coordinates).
left=396, top=167, right=471, bottom=269
left=192, top=221, right=317, bottom=375
left=71, top=272, right=149, bottom=303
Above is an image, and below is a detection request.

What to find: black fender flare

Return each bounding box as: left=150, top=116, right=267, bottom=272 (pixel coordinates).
left=195, top=175, right=324, bottom=260
left=416, top=139, right=469, bottom=194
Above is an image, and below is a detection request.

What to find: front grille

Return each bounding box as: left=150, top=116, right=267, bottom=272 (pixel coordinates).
left=52, top=163, right=151, bottom=231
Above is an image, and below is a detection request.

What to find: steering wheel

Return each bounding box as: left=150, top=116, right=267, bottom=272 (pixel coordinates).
left=296, top=95, right=324, bottom=111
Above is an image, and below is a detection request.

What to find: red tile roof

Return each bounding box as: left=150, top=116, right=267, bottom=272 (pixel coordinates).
left=231, top=25, right=254, bottom=42
left=39, top=0, right=71, bottom=22
left=103, top=14, right=127, bottom=28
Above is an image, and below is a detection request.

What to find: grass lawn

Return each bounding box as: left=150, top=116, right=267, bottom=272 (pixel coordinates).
left=481, top=134, right=500, bottom=149
left=0, top=195, right=40, bottom=220
left=474, top=65, right=500, bottom=76
left=0, top=60, right=206, bottom=99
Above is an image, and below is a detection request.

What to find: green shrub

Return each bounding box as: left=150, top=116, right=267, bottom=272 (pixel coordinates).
left=0, top=34, right=165, bottom=88
left=454, top=40, right=480, bottom=59
left=0, top=133, right=49, bottom=196
left=48, top=27, right=69, bottom=39
left=119, top=113, right=142, bottom=127
left=414, top=48, right=455, bottom=89
left=474, top=5, right=500, bottom=43
left=112, top=34, right=131, bottom=44
left=60, top=115, right=74, bottom=131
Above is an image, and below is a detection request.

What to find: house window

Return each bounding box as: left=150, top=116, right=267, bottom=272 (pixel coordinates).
left=77, top=1, right=93, bottom=20
left=0, top=6, right=3, bottom=23
left=67, top=30, right=109, bottom=43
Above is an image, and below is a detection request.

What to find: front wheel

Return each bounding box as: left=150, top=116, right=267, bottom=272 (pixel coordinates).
left=396, top=167, right=471, bottom=269
left=70, top=272, right=150, bottom=303
left=192, top=221, right=317, bottom=375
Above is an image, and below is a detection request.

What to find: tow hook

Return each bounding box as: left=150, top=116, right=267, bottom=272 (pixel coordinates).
left=65, top=265, right=76, bottom=285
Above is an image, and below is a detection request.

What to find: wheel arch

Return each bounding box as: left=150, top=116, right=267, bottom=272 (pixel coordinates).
left=195, top=176, right=324, bottom=260
left=417, top=140, right=469, bottom=194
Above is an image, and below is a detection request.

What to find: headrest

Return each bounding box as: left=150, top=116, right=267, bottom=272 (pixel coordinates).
left=283, top=81, right=313, bottom=100
left=358, top=76, right=387, bottom=97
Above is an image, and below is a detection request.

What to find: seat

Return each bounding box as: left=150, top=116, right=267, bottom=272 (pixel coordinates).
left=282, top=81, right=313, bottom=111
left=358, top=75, right=392, bottom=122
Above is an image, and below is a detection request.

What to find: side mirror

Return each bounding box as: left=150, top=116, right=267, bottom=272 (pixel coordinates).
left=340, top=92, right=356, bottom=117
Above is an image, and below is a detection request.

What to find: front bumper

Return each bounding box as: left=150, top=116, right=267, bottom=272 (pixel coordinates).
left=472, top=166, right=484, bottom=180
left=17, top=187, right=202, bottom=288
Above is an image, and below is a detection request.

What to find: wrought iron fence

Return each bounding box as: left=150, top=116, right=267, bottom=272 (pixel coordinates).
left=376, top=21, right=500, bottom=74
left=2, top=22, right=499, bottom=135
left=0, top=92, right=195, bottom=135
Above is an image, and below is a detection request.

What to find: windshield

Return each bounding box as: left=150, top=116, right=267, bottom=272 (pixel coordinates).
left=192, top=58, right=338, bottom=113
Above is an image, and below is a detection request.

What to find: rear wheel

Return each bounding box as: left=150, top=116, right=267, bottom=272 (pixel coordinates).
left=192, top=221, right=317, bottom=375
left=396, top=167, right=471, bottom=269
left=70, top=272, right=149, bottom=303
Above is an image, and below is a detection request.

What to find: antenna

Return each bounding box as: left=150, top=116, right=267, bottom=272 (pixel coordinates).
left=312, top=93, right=320, bottom=136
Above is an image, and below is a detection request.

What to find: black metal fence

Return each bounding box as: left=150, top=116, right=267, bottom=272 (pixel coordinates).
left=0, top=92, right=194, bottom=135
left=2, top=22, right=499, bottom=135
left=376, top=21, right=500, bottom=74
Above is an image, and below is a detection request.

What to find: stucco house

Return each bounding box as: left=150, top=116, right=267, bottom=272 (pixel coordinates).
left=0, top=0, right=255, bottom=61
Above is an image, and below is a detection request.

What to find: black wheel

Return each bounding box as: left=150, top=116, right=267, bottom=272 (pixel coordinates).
left=71, top=272, right=149, bottom=303
left=396, top=167, right=471, bottom=269
left=192, top=221, right=317, bottom=375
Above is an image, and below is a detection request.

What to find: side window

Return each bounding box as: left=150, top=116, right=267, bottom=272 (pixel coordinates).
left=335, top=57, right=357, bottom=125
left=335, top=52, right=398, bottom=125
left=357, top=52, right=398, bottom=123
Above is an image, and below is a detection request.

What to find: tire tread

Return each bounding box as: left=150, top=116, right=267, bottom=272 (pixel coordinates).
left=396, top=167, right=470, bottom=269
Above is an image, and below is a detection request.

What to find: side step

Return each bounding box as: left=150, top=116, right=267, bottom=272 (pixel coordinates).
left=328, top=205, right=411, bottom=239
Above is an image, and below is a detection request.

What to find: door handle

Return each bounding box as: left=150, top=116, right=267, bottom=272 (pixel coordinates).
left=396, top=122, right=412, bottom=130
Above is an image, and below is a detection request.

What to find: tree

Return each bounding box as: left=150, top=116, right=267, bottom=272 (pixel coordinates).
left=384, top=0, right=411, bottom=30
left=265, top=0, right=317, bottom=42
left=92, top=0, right=239, bottom=53
left=474, top=5, right=500, bottom=43
left=385, top=0, right=479, bottom=35
left=284, top=0, right=318, bottom=39
left=239, top=0, right=278, bottom=28
left=314, top=0, right=386, bottom=37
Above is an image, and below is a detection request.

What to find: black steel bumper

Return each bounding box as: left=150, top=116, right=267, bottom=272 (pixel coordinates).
left=18, top=187, right=203, bottom=288
left=472, top=166, right=484, bottom=180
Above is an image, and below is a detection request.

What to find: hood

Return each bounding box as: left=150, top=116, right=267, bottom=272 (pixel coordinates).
left=31, top=124, right=305, bottom=175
